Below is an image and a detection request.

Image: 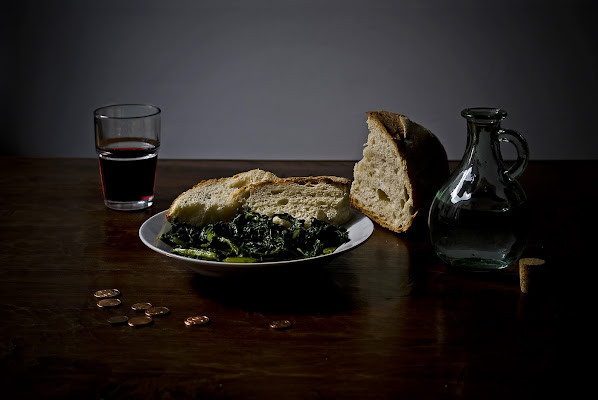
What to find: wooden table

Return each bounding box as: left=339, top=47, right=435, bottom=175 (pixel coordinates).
left=0, top=157, right=593, bottom=399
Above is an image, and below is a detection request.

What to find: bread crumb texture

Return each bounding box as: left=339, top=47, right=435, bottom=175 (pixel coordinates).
left=237, top=176, right=352, bottom=226
left=166, top=170, right=353, bottom=227
left=166, top=169, right=278, bottom=226
left=350, top=111, right=449, bottom=233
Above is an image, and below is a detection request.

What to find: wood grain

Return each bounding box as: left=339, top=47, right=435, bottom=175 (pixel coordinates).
left=0, top=157, right=592, bottom=399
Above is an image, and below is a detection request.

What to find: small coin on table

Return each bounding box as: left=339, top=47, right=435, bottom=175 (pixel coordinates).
left=145, top=306, right=170, bottom=317
left=131, top=302, right=153, bottom=311
left=94, top=289, right=121, bottom=299
left=128, top=315, right=153, bottom=327
left=269, top=320, right=293, bottom=330
left=185, top=315, right=210, bottom=327
left=97, top=298, right=122, bottom=308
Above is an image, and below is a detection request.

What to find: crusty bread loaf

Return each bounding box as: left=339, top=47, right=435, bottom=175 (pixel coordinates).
left=165, top=169, right=278, bottom=226
left=233, top=176, right=352, bottom=226
left=350, top=111, right=449, bottom=233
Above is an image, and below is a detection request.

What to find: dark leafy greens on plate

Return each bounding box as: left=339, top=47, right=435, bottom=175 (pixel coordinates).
left=159, top=210, right=350, bottom=263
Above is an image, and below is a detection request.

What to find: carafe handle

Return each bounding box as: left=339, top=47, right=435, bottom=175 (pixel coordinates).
left=498, top=129, right=529, bottom=179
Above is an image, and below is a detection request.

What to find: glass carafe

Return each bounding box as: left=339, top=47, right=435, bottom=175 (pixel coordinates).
left=428, top=108, right=530, bottom=271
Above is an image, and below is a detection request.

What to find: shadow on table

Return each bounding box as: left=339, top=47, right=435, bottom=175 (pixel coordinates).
left=190, top=266, right=359, bottom=315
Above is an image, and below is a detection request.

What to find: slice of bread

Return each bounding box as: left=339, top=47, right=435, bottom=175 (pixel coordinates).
left=234, top=176, right=352, bottom=226
left=350, top=111, right=449, bottom=233
left=165, top=169, right=278, bottom=226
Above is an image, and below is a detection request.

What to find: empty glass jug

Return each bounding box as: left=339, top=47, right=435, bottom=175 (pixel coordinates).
left=428, top=108, right=530, bottom=271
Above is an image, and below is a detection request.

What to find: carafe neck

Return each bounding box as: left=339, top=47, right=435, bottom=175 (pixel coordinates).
left=461, top=108, right=506, bottom=169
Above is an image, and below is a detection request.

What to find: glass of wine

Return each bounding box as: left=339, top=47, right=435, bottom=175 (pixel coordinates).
left=94, top=104, right=161, bottom=211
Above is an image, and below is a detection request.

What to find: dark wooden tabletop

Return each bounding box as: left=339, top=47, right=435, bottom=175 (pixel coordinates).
left=0, top=157, right=593, bottom=399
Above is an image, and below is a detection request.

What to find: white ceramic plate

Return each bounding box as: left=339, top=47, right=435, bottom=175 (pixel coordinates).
left=139, top=210, right=374, bottom=277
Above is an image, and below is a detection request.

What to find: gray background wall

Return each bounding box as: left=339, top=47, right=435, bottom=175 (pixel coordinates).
left=2, top=0, right=597, bottom=160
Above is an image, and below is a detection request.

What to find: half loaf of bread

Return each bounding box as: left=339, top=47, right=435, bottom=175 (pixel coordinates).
left=233, top=176, right=352, bottom=226
left=165, top=169, right=278, bottom=226
left=350, top=111, right=449, bottom=233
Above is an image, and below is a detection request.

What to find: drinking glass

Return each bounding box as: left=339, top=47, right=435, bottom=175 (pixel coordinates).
left=94, top=104, right=161, bottom=211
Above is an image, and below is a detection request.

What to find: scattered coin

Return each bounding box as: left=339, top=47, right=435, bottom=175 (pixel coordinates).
left=94, top=289, right=121, bottom=299
left=269, top=320, right=293, bottom=330
left=145, top=306, right=170, bottom=317
left=107, top=315, right=129, bottom=325
left=128, top=315, right=153, bottom=327
left=131, top=302, right=153, bottom=311
left=97, top=298, right=122, bottom=308
left=185, top=315, right=210, bottom=327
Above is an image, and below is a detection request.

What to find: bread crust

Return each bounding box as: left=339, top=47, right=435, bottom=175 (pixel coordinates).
left=234, top=175, right=352, bottom=225
left=166, top=177, right=225, bottom=222
left=234, top=176, right=350, bottom=202
left=166, top=171, right=352, bottom=227
left=350, top=111, right=449, bottom=233
left=366, top=111, right=448, bottom=207
left=349, top=195, right=405, bottom=232
left=165, top=169, right=278, bottom=223
left=242, top=175, right=350, bottom=191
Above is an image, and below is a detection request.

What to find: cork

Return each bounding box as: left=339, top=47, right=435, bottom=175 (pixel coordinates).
left=519, top=258, right=546, bottom=294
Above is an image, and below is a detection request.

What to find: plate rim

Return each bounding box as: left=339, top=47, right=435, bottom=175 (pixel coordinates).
left=139, top=209, right=374, bottom=270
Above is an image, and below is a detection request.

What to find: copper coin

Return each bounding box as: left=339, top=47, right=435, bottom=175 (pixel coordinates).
left=269, top=320, right=293, bottom=330
left=128, top=315, right=153, bottom=327
left=94, top=288, right=120, bottom=299
left=97, top=298, right=122, bottom=308
left=131, top=302, right=153, bottom=311
left=145, top=306, right=170, bottom=317
left=107, top=315, right=129, bottom=325
left=185, top=315, right=210, bottom=327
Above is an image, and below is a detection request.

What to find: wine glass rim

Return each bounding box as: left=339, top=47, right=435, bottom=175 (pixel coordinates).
left=94, top=104, right=161, bottom=119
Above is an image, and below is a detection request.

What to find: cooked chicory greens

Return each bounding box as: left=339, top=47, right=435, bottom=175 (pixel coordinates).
left=159, top=210, right=350, bottom=263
